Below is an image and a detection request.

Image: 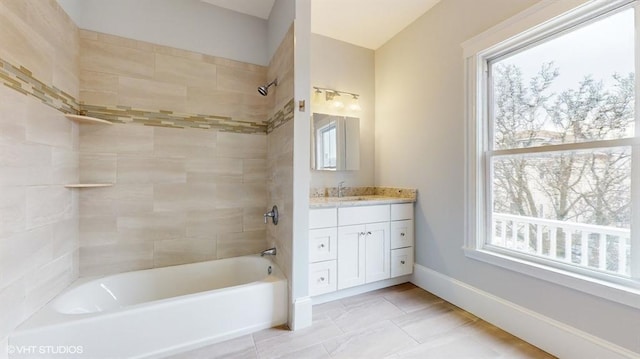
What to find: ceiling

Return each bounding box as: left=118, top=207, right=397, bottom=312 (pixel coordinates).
left=202, top=0, right=441, bottom=50
left=201, top=0, right=276, bottom=20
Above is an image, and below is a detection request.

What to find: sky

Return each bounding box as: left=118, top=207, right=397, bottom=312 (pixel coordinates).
left=496, top=7, right=634, bottom=99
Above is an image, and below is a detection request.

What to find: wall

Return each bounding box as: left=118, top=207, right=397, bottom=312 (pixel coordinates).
left=0, top=0, right=79, bottom=353
left=375, top=0, right=640, bottom=353
left=310, top=34, right=375, bottom=189
left=77, top=30, right=270, bottom=276
left=266, top=24, right=295, bottom=300
left=57, top=0, right=269, bottom=66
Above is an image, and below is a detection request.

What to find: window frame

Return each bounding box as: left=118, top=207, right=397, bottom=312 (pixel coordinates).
left=463, top=0, right=640, bottom=309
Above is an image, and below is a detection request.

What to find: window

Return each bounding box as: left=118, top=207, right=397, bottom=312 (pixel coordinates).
left=318, top=123, right=337, bottom=169
left=464, top=0, right=639, bottom=306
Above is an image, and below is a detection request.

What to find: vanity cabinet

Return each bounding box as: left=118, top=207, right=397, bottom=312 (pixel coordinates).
left=308, top=208, right=338, bottom=296
left=390, top=203, right=414, bottom=277
left=309, top=202, right=414, bottom=297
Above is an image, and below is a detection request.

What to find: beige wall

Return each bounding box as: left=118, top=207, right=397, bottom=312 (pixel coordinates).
left=76, top=31, right=273, bottom=276
left=266, top=24, right=295, bottom=288
left=310, top=34, right=375, bottom=189
left=0, top=0, right=80, bottom=352
left=375, top=0, right=640, bottom=353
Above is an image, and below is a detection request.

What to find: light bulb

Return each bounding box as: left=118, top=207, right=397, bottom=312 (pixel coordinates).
left=348, top=95, right=361, bottom=111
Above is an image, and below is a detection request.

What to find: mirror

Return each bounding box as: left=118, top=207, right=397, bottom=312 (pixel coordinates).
left=311, top=113, right=360, bottom=171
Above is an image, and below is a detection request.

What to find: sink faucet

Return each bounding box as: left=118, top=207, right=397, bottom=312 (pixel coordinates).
left=261, top=247, right=277, bottom=256
left=338, top=181, right=345, bottom=198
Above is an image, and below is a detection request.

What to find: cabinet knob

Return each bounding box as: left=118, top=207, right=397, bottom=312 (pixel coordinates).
left=400, top=232, right=405, bottom=236
left=319, top=277, right=325, bottom=282
left=367, top=231, right=372, bottom=235
left=319, top=244, right=325, bottom=248
left=359, top=232, right=366, bottom=236
left=401, top=260, right=406, bottom=264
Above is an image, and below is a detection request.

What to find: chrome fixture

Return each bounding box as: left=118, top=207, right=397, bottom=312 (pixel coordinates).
left=313, top=86, right=361, bottom=111
left=261, top=247, right=277, bottom=256
left=264, top=205, right=279, bottom=225
left=258, top=79, right=278, bottom=96
left=338, top=181, right=346, bottom=198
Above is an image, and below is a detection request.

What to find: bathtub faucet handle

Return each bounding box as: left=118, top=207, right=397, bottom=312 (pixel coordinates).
left=263, top=205, right=279, bottom=225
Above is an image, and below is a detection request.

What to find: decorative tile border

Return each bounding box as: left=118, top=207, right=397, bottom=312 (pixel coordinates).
left=0, top=55, right=285, bottom=134
left=80, top=104, right=267, bottom=134
left=266, top=99, right=295, bottom=134
left=0, top=58, right=79, bottom=114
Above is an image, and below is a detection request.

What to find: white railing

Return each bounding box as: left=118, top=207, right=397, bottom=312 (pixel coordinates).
left=492, top=213, right=631, bottom=276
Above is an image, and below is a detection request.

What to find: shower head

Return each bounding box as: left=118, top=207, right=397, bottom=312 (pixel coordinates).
left=258, top=79, right=278, bottom=96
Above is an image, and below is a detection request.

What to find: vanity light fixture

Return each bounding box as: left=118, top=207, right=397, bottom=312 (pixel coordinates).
left=313, top=86, right=360, bottom=111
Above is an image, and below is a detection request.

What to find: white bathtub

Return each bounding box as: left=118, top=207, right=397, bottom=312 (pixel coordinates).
left=10, top=255, right=288, bottom=358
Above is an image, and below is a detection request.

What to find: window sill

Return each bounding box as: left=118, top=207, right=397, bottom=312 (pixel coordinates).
left=463, top=247, right=640, bottom=309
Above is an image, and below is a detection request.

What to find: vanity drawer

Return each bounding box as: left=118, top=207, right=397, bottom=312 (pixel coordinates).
left=309, top=208, right=337, bottom=229
left=309, top=260, right=337, bottom=296
left=391, top=247, right=414, bottom=277
left=391, top=203, right=413, bottom=221
left=309, top=228, right=337, bottom=262
left=339, top=205, right=390, bottom=226
left=391, top=219, right=413, bottom=249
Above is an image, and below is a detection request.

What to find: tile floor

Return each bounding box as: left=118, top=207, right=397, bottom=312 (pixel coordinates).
left=166, top=283, right=556, bottom=359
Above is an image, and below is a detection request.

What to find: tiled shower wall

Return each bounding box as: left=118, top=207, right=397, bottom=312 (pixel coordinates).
left=77, top=30, right=273, bottom=276
left=266, top=24, right=295, bottom=288
left=0, top=0, right=79, bottom=351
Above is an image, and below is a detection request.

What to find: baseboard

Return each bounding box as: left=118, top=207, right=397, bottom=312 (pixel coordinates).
left=310, top=275, right=412, bottom=305
left=411, top=264, right=639, bottom=359
left=289, top=297, right=312, bottom=330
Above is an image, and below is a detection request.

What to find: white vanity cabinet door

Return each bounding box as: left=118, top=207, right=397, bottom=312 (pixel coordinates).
left=364, top=221, right=391, bottom=283
left=390, top=219, right=414, bottom=249
left=309, top=228, right=337, bottom=262
left=337, top=224, right=366, bottom=290
left=309, top=260, right=337, bottom=296
left=391, top=247, right=414, bottom=277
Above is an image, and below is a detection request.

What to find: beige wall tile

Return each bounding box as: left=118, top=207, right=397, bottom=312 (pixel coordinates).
left=216, top=183, right=267, bottom=209
left=217, top=132, right=267, bottom=159
left=80, top=37, right=154, bottom=79
left=79, top=70, right=118, bottom=103
left=25, top=101, right=72, bottom=149
left=153, top=126, right=216, bottom=159
left=216, top=230, right=267, bottom=259
left=79, top=215, right=117, bottom=247
left=118, top=77, right=187, bottom=112
left=0, top=2, right=54, bottom=86
left=51, top=148, right=79, bottom=184
left=244, top=206, right=267, bottom=232
left=186, top=208, right=243, bottom=239
left=80, top=123, right=154, bottom=154
left=79, top=152, right=116, bottom=183
left=79, top=242, right=153, bottom=276
left=185, top=158, right=242, bottom=184
left=0, top=186, right=25, bottom=237
left=243, top=159, right=267, bottom=183
left=79, top=184, right=153, bottom=217
left=117, top=155, right=186, bottom=184
left=217, top=65, right=266, bottom=95
left=0, top=226, right=52, bottom=290
left=0, top=87, right=27, bottom=142
left=155, top=53, right=217, bottom=89
left=117, top=213, right=186, bottom=242
left=25, top=185, right=72, bottom=229
left=153, top=238, right=216, bottom=267
left=52, top=218, right=79, bottom=258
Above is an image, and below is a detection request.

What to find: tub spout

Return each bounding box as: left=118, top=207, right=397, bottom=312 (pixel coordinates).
left=261, top=248, right=277, bottom=256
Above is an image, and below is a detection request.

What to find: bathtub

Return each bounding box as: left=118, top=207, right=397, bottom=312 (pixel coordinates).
left=10, top=255, right=288, bottom=358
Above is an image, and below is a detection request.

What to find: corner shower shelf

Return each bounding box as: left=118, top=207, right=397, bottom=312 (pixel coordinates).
left=64, top=183, right=114, bottom=188
left=64, top=114, right=113, bottom=125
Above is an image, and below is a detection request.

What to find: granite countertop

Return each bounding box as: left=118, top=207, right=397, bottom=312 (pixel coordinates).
left=309, top=187, right=417, bottom=208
